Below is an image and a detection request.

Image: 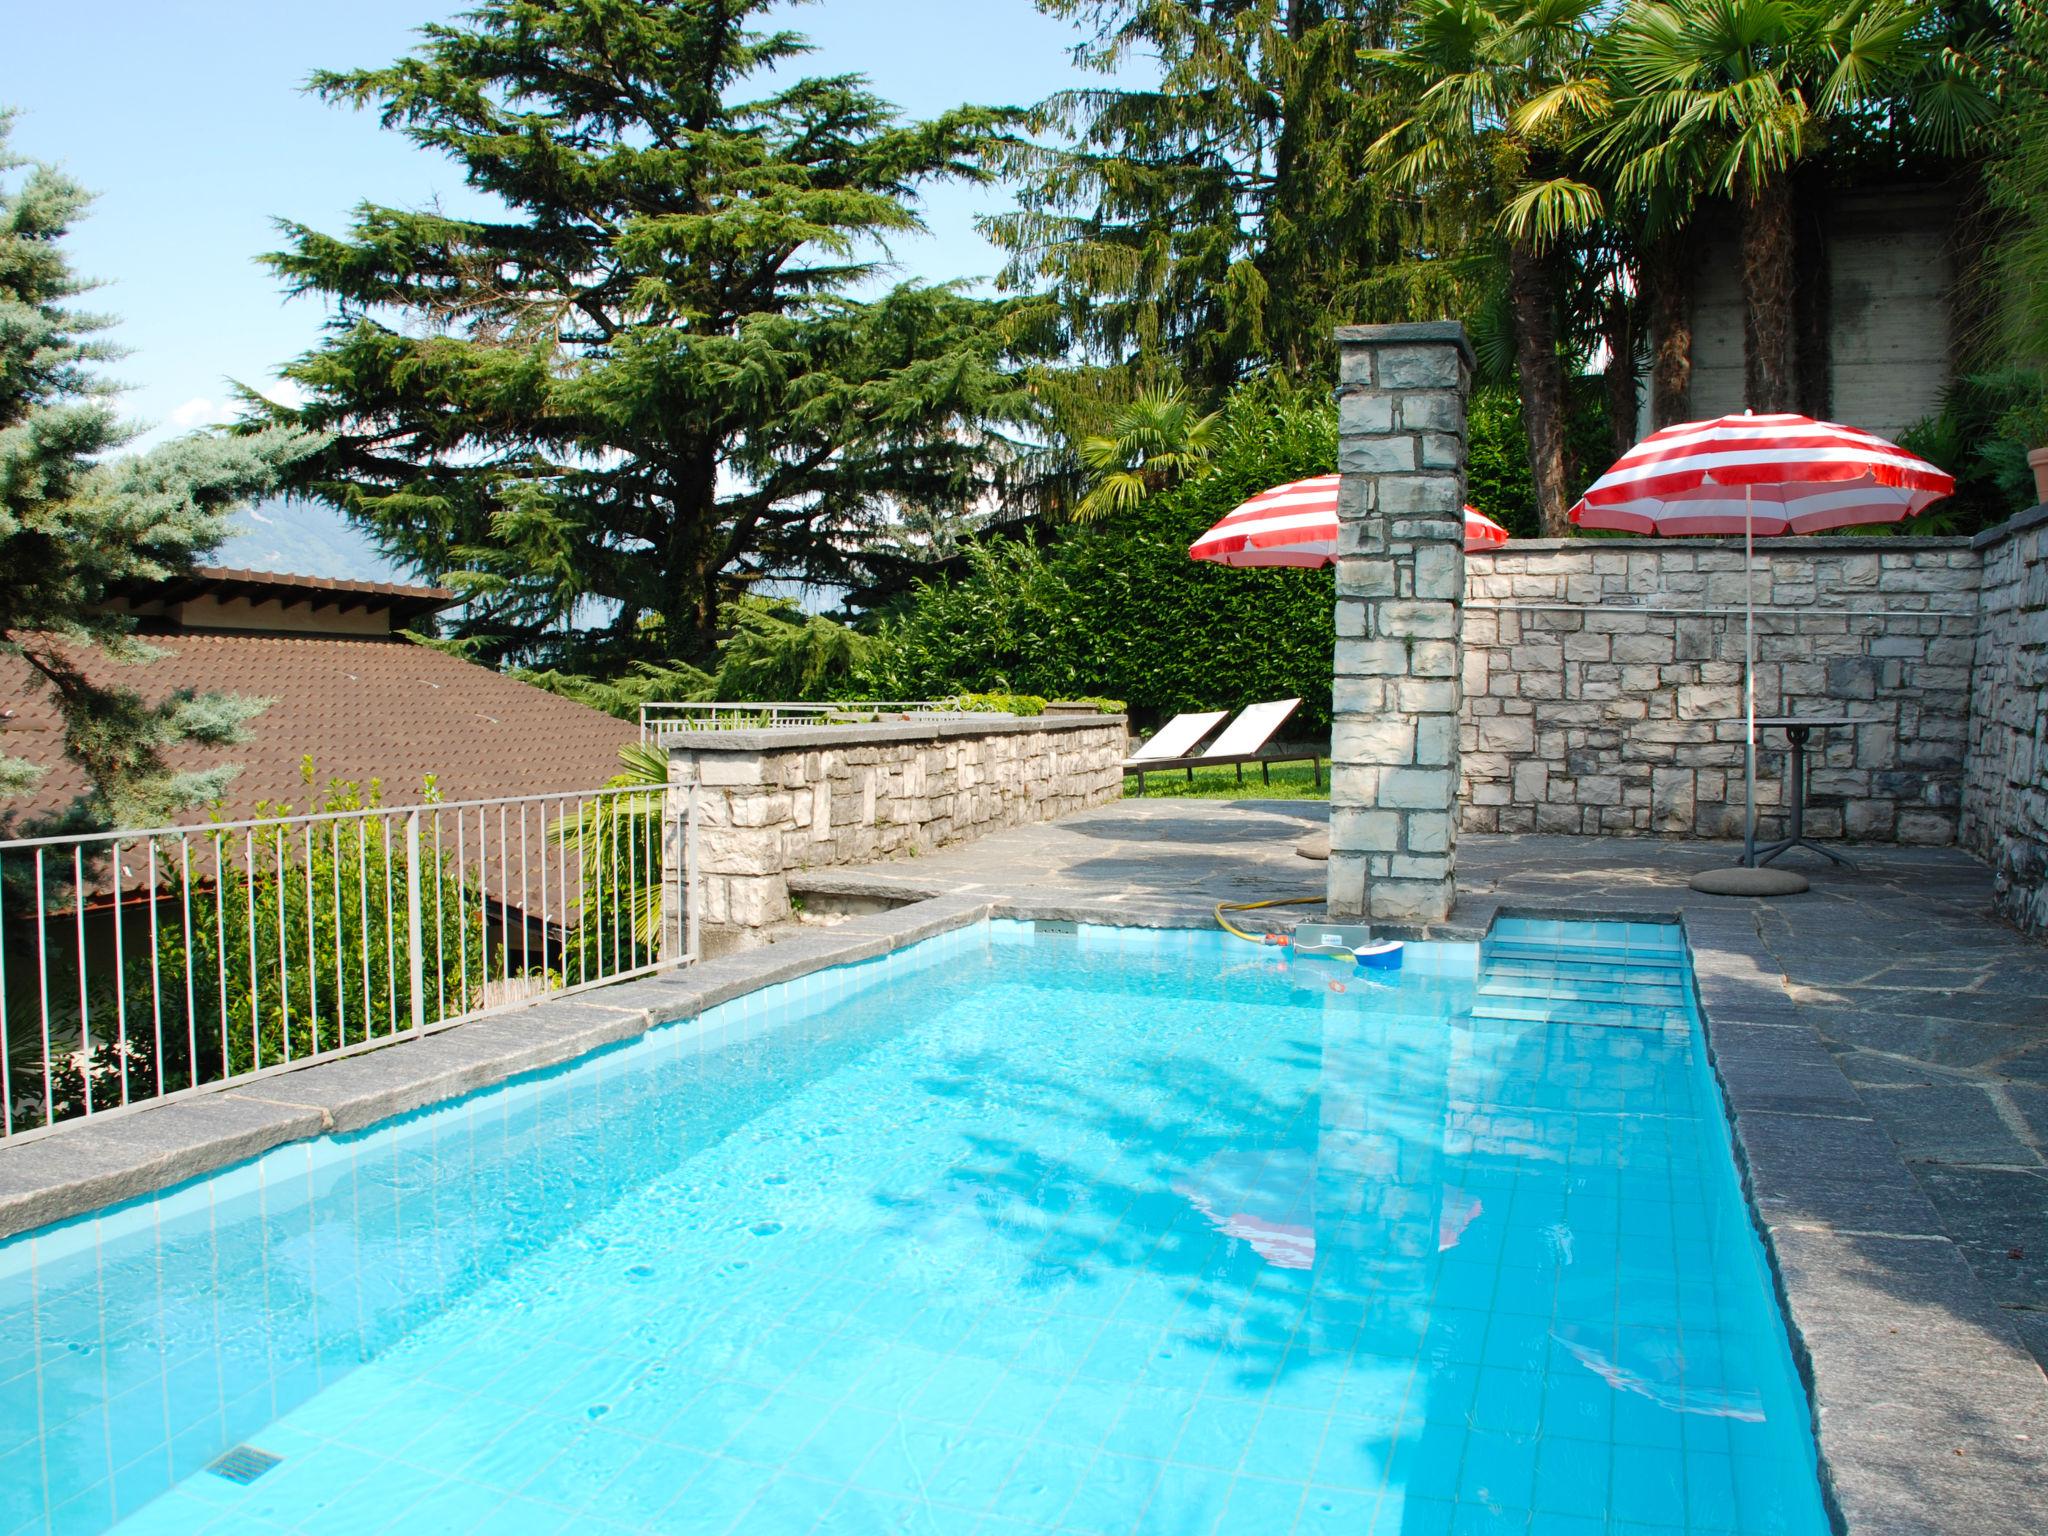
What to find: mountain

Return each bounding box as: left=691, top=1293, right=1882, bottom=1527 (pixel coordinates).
left=213, top=497, right=415, bottom=584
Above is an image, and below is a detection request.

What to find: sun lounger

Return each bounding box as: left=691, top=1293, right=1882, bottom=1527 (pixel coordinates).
left=1123, top=710, right=1228, bottom=768
left=1124, top=698, right=1318, bottom=790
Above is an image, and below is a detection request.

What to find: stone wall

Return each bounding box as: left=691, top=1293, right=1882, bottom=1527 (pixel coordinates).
left=1961, top=507, right=2048, bottom=936
left=666, top=715, right=1125, bottom=945
left=1460, top=538, right=1981, bottom=843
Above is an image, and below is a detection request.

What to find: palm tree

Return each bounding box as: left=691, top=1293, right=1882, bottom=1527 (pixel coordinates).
left=1598, top=0, right=1998, bottom=414
left=1073, top=387, right=1222, bottom=521
left=1364, top=0, right=1613, bottom=536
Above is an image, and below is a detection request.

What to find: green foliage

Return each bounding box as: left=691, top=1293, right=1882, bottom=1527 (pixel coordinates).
left=860, top=385, right=1339, bottom=731
left=25, top=773, right=481, bottom=1132
left=1987, top=4, right=2048, bottom=368
left=1128, top=760, right=1328, bottom=802
left=0, top=113, right=314, bottom=830
left=1074, top=388, right=1221, bottom=522
left=1895, top=371, right=2047, bottom=534
left=988, top=1, right=1416, bottom=392
left=951, top=692, right=1047, bottom=716
left=253, top=0, right=1058, bottom=675
left=1465, top=383, right=1619, bottom=537
left=513, top=659, right=716, bottom=719
left=21, top=758, right=666, bottom=1133
left=712, top=597, right=877, bottom=703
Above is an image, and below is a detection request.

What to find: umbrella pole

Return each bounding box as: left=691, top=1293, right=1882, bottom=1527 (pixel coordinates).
left=1742, top=486, right=1758, bottom=867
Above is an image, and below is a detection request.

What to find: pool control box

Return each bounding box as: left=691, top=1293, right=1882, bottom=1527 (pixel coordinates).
left=1289, top=921, right=1376, bottom=957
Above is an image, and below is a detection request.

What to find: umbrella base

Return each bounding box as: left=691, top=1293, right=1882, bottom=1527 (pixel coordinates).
left=1689, top=866, right=1810, bottom=898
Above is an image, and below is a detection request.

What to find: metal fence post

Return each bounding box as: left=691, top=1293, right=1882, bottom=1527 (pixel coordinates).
left=684, top=784, right=700, bottom=962
left=406, top=810, right=425, bottom=1033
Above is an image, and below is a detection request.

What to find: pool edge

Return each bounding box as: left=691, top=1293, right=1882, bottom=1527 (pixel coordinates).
left=0, top=894, right=997, bottom=1242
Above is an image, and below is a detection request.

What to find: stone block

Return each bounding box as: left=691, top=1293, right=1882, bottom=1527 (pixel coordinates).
left=694, top=753, right=767, bottom=787
left=1404, top=810, right=1453, bottom=854
left=1327, top=852, right=1368, bottom=918
left=1377, top=600, right=1459, bottom=640
left=1335, top=558, right=1397, bottom=597
left=1331, top=806, right=1401, bottom=849
left=1651, top=767, right=1696, bottom=832
left=1375, top=475, right=1463, bottom=516
left=1415, top=713, right=1458, bottom=767
left=1375, top=344, right=1464, bottom=389
left=1337, top=388, right=1395, bottom=433
left=1380, top=767, right=1456, bottom=808
left=1413, top=543, right=1463, bottom=601
left=1369, top=875, right=1455, bottom=923
left=1475, top=716, right=1536, bottom=754
left=1332, top=716, right=1415, bottom=767
left=1419, top=432, right=1465, bottom=470
left=1339, top=435, right=1418, bottom=474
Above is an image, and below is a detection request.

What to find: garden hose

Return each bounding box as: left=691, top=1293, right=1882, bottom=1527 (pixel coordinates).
left=1214, top=895, right=1405, bottom=968
left=1214, top=895, right=1324, bottom=944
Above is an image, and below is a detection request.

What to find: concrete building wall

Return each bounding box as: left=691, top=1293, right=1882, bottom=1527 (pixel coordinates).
left=1961, top=508, right=2048, bottom=936
left=1460, top=539, right=1981, bottom=845
left=1681, top=188, right=1955, bottom=441
left=1827, top=189, right=1955, bottom=441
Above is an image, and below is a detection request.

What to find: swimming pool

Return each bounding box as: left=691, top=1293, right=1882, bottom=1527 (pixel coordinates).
left=1, top=917, right=1828, bottom=1535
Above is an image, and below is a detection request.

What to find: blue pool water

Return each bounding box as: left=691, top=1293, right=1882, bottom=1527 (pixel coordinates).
left=0, top=918, right=1829, bottom=1536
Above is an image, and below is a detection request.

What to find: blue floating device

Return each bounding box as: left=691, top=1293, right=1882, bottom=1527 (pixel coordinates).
left=1353, top=940, right=1404, bottom=970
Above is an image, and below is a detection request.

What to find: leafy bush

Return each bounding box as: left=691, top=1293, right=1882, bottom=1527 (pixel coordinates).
left=1896, top=370, right=2047, bottom=535
left=1466, top=382, right=1619, bottom=537
left=859, top=385, right=1341, bottom=732
left=950, top=692, right=1047, bottom=715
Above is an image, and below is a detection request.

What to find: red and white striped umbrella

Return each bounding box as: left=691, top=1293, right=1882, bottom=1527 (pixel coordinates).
left=1568, top=413, right=1953, bottom=535
left=1190, top=474, right=1510, bottom=566
left=1569, top=411, right=1953, bottom=870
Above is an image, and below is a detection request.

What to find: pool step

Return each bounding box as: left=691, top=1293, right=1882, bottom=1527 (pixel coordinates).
left=1472, top=919, right=1692, bottom=1032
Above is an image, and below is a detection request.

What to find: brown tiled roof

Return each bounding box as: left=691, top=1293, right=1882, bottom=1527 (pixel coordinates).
left=0, top=634, right=640, bottom=830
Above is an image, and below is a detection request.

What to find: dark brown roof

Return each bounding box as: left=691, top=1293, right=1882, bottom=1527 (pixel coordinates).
left=0, top=633, right=640, bottom=830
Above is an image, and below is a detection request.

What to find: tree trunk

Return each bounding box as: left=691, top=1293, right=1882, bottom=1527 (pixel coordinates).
left=1644, top=234, right=1693, bottom=430
left=1740, top=176, right=1798, bottom=413
left=1508, top=238, right=1572, bottom=537
left=1793, top=167, right=1831, bottom=420
left=1601, top=286, right=1638, bottom=462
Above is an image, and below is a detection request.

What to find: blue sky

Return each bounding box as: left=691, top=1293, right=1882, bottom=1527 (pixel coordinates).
left=3, top=0, right=1108, bottom=452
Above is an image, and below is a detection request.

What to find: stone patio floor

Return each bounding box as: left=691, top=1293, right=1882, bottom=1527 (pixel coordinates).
left=798, top=799, right=2048, bottom=1374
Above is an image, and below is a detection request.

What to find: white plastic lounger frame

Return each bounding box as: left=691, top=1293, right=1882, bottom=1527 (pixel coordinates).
left=1124, top=710, right=1227, bottom=765
left=1125, top=698, right=1317, bottom=791
left=1198, top=698, right=1300, bottom=760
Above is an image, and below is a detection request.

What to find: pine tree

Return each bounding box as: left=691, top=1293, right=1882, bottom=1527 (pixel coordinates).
left=250, top=0, right=1054, bottom=673
left=0, top=114, right=312, bottom=830
left=986, top=1, right=1415, bottom=395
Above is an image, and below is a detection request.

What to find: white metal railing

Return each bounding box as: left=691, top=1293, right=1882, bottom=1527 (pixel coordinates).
left=0, top=785, right=697, bottom=1142
left=639, top=699, right=977, bottom=743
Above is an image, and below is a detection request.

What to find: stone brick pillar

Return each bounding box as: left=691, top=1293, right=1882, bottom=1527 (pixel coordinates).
left=1329, top=322, right=1473, bottom=924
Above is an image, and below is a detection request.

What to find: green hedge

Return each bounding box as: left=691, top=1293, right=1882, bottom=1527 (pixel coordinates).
left=861, top=388, right=1340, bottom=732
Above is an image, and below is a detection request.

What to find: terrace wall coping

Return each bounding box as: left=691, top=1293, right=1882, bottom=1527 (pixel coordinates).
left=655, top=711, right=1124, bottom=753
left=1473, top=534, right=1976, bottom=553
left=1973, top=501, right=2048, bottom=551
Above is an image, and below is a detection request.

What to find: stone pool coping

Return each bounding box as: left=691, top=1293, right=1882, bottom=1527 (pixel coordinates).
left=1, top=889, right=2040, bottom=1534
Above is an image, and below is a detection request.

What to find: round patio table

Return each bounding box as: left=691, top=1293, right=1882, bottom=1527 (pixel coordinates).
left=1746, top=716, right=1861, bottom=870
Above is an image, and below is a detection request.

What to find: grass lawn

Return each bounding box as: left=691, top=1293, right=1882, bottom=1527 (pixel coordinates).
left=1123, top=759, right=1329, bottom=800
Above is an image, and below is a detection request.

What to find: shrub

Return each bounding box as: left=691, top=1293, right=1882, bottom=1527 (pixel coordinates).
left=860, top=384, right=1341, bottom=731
